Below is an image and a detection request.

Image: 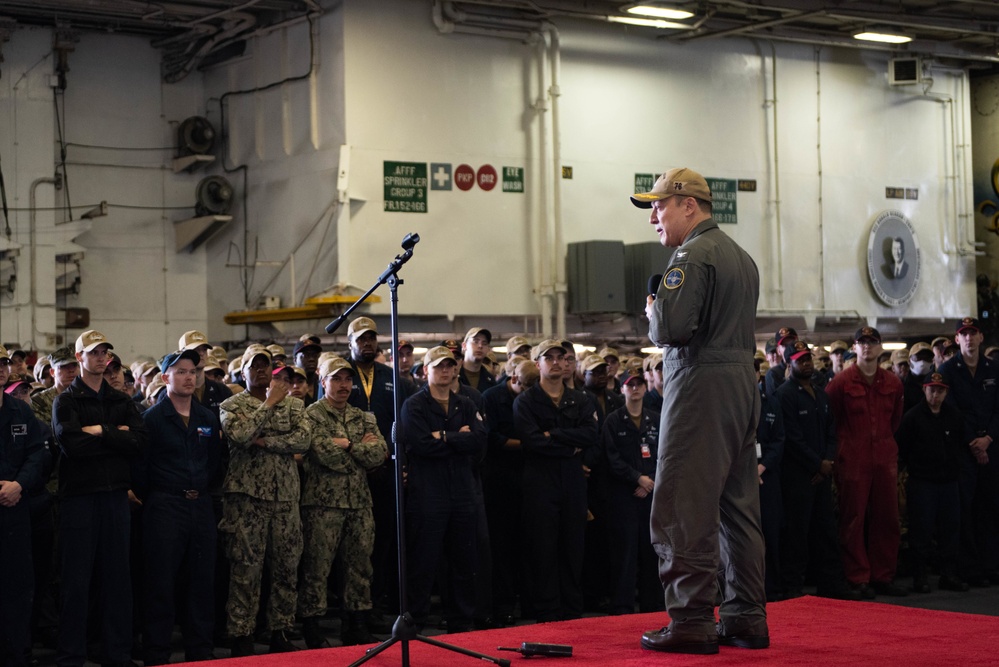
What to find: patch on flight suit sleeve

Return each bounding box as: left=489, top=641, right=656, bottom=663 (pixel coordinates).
left=663, top=267, right=685, bottom=290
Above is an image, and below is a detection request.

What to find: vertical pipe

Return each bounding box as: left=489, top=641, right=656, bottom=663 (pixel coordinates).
left=537, top=33, right=553, bottom=338
left=770, top=43, right=784, bottom=309
left=815, top=47, right=825, bottom=309
left=548, top=25, right=567, bottom=339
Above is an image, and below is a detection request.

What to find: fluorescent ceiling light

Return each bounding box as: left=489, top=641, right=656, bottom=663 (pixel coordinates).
left=881, top=342, right=907, bottom=351
left=624, top=4, right=694, bottom=20
left=854, top=30, right=912, bottom=44
left=607, top=15, right=690, bottom=29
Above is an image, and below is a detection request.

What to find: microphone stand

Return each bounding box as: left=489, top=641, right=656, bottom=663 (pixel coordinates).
left=325, top=233, right=509, bottom=667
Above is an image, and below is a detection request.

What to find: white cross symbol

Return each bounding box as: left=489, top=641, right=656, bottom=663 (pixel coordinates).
left=433, top=166, right=450, bottom=188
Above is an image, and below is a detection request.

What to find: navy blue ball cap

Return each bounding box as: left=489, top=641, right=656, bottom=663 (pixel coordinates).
left=160, top=349, right=201, bottom=374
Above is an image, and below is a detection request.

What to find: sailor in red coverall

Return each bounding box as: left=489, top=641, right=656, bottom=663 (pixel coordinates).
left=826, top=326, right=907, bottom=598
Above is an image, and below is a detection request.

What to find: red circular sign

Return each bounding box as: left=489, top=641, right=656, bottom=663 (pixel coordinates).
left=477, top=164, right=498, bottom=191
left=454, top=164, right=475, bottom=191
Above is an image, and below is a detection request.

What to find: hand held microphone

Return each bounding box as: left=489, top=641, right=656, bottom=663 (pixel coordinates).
left=648, top=273, right=663, bottom=297
left=497, top=642, right=573, bottom=657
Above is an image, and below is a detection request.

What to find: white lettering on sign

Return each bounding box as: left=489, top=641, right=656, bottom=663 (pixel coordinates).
left=480, top=174, right=495, bottom=184
left=433, top=167, right=450, bottom=188
left=394, top=165, right=416, bottom=176
left=384, top=175, right=428, bottom=187
left=456, top=172, right=474, bottom=183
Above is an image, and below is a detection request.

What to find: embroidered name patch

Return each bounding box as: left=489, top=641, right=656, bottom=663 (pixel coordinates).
left=197, top=426, right=213, bottom=437
left=664, top=268, right=685, bottom=290
left=11, top=423, right=27, bottom=436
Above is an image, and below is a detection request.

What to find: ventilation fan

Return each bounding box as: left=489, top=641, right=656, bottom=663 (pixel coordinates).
left=195, top=175, right=233, bottom=216
left=177, top=116, right=216, bottom=156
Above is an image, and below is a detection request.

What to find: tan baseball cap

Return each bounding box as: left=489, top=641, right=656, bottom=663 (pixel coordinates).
left=642, top=352, right=663, bottom=372
left=0, top=345, right=9, bottom=361
left=829, top=340, right=849, bottom=354
left=76, top=330, right=114, bottom=353
left=533, top=339, right=567, bottom=360
left=145, top=374, right=166, bottom=401
left=504, top=354, right=527, bottom=376
left=464, top=327, right=492, bottom=344
left=505, top=336, right=531, bottom=356
left=240, top=344, right=271, bottom=369
left=318, top=357, right=352, bottom=378
left=33, top=357, right=51, bottom=379
left=931, top=336, right=951, bottom=349
left=299, top=333, right=322, bottom=345
left=909, top=342, right=933, bottom=358
left=630, top=167, right=713, bottom=208
left=581, top=354, right=608, bottom=373
left=347, top=317, right=377, bottom=338
left=266, top=344, right=287, bottom=358
left=891, top=349, right=910, bottom=365
left=318, top=351, right=341, bottom=366
left=178, top=330, right=211, bottom=352
left=424, top=345, right=457, bottom=369
left=597, top=346, right=620, bottom=361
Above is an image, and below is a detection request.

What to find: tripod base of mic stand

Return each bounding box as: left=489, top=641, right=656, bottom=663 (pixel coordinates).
left=348, top=612, right=510, bottom=667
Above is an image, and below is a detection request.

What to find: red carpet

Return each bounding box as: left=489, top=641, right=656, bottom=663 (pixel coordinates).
left=199, top=596, right=998, bottom=666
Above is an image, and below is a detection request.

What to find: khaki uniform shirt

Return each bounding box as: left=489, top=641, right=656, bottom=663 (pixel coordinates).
left=302, top=400, right=387, bottom=509
left=220, top=391, right=311, bottom=502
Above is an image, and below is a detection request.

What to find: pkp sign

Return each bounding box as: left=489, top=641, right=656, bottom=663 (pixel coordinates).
left=455, top=164, right=475, bottom=191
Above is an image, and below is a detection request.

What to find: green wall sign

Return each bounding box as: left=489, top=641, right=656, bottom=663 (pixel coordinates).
left=384, top=161, right=428, bottom=213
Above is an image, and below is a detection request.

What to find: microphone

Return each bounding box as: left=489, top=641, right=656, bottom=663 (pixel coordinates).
left=648, top=273, right=663, bottom=297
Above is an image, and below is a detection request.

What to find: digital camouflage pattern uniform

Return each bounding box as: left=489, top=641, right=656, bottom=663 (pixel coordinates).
left=298, top=401, right=387, bottom=617
left=30, top=387, right=57, bottom=425
left=218, top=391, right=311, bottom=637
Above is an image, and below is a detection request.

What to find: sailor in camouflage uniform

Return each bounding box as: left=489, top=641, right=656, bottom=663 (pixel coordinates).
left=298, top=357, right=387, bottom=647
left=218, top=344, right=311, bottom=656
left=30, top=347, right=78, bottom=427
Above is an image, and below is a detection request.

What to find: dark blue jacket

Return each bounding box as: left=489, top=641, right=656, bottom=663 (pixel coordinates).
left=53, top=377, right=147, bottom=497
left=481, top=381, right=524, bottom=473
left=939, top=353, right=999, bottom=444
left=514, top=383, right=599, bottom=459
left=400, top=387, right=486, bottom=510
left=895, top=401, right=964, bottom=482
left=758, top=394, right=785, bottom=474
left=0, top=396, right=50, bottom=497
left=459, top=364, right=497, bottom=393
left=775, top=378, right=835, bottom=475
left=602, top=405, right=659, bottom=488
left=136, top=397, right=222, bottom=498
left=348, top=360, right=414, bottom=455
left=764, top=363, right=787, bottom=398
